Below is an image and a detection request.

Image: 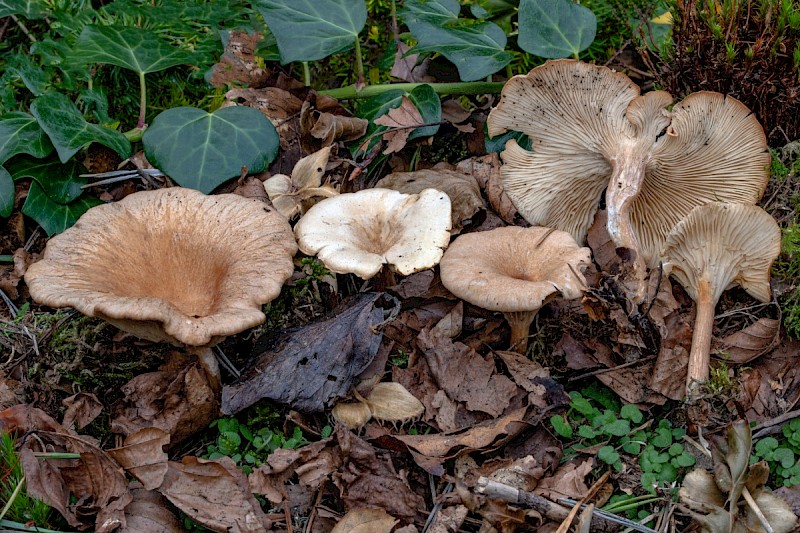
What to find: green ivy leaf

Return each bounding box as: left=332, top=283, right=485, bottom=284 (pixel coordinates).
left=30, top=93, right=131, bottom=163
left=518, top=0, right=596, bottom=59
left=571, top=397, right=596, bottom=417
left=597, top=445, right=620, bottom=466
left=620, top=404, right=644, bottom=424
left=142, top=106, right=279, bottom=193
left=354, top=84, right=441, bottom=156
left=0, top=112, right=54, bottom=164
left=485, top=129, right=531, bottom=154
left=254, top=0, right=367, bottom=63
left=71, top=25, right=197, bottom=75
left=674, top=453, right=696, bottom=468
left=0, top=166, right=13, bottom=218
left=651, top=428, right=673, bottom=448
left=622, top=441, right=642, bottom=455
left=401, top=0, right=512, bottom=81
left=0, top=0, right=46, bottom=19
left=22, top=182, right=102, bottom=236
left=6, top=156, right=86, bottom=204
left=550, top=415, right=573, bottom=438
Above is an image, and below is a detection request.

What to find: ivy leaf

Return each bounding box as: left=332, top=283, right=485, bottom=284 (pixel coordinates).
left=518, top=0, right=597, bottom=58
left=0, top=166, right=13, bottom=218
left=355, top=84, right=441, bottom=156
left=71, top=25, right=197, bottom=75
left=142, top=106, right=279, bottom=193
left=620, top=404, right=644, bottom=424
left=601, top=419, right=631, bottom=437
left=0, top=0, right=47, bottom=19
left=598, top=445, right=620, bottom=466
left=6, top=156, right=86, bottom=204
left=22, top=181, right=102, bottom=236
left=30, top=93, right=131, bottom=163
left=401, top=0, right=512, bottom=81
left=550, top=415, right=573, bottom=438
left=0, top=112, right=54, bottom=164
left=254, top=0, right=367, bottom=63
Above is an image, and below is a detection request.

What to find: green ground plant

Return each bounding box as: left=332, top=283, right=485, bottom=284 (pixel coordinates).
left=751, top=418, right=800, bottom=487
left=0, top=431, right=56, bottom=528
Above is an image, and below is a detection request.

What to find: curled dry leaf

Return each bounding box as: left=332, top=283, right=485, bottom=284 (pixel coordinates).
left=107, top=428, right=170, bottom=490
left=300, top=92, right=368, bottom=153
left=390, top=42, right=433, bottom=83
left=714, top=317, right=781, bottom=364
left=456, top=153, right=517, bottom=224
left=0, top=247, right=31, bottom=299
left=209, top=30, right=270, bottom=88
left=158, top=456, right=271, bottom=533
left=331, top=507, right=399, bottom=533
left=375, top=169, right=485, bottom=231
left=121, top=482, right=183, bottom=533
left=61, top=392, right=103, bottom=432
left=441, top=99, right=475, bottom=133
left=263, top=146, right=339, bottom=219
left=374, top=96, right=427, bottom=154
left=534, top=458, right=593, bottom=501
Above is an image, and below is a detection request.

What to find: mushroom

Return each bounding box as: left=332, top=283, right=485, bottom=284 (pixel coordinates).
left=294, top=188, right=452, bottom=285
left=487, top=59, right=769, bottom=297
left=439, top=226, right=591, bottom=354
left=24, top=188, right=298, bottom=385
left=661, top=202, right=780, bottom=394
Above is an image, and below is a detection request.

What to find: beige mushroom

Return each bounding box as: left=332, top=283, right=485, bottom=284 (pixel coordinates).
left=487, top=59, right=769, bottom=297
left=294, top=188, right=452, bottom=283
left=661, top=203, right=780, bottom=394
left=439, top=226, right=591, bottom=354
left=25, top=188, right=298, bottom=349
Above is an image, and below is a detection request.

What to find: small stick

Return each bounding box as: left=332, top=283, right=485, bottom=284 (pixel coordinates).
left=752, top=408, right=800, bottom=439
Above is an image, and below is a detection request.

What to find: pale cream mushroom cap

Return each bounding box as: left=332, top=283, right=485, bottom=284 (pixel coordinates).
left=662, top=202, right=780, bottom=305
left=487, top=59, right=769, bottom=268
left=294, top=188, right=452, bottom=279
left=439, top=226, right=591, bottom=312
left=25, top=188, right=298, bottom=347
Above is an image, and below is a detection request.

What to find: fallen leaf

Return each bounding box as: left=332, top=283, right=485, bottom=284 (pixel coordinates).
left=714, top=317, right=781, bottom=364
left=263, top=146, right=339, bottom=219
left=390, top=42, right=433, bottom=83
left=456, top=153, right=517, bottom=224
left=427, top=505, right=468, bottom=533
left=159, top=456, right=271, bottom=533
left=108, top=428, right=170, bottom=490
left=535, top=458, right=592, bottom=501
left=112, top=352, right=218, bottom=445
left=121, top=483, right=184, bottom=533
left=61, top=392, right=103, bottom=432
left=0, top=373, right=25, bottom=409
left=375, top=168, right=484, bottom=230
left=441, top=99, right=475, bottom=133
left=331, top=507, right=399, bottom=533
left=209, top=30, right=270, bottom=88
left=300, top=92, right=367, bottom=153
left=586, top=210, right=622, bottom=274
left=649, top=311, right=692, bottom=400
left=0, top=248, right=30, bottom=299
left=494, top=350, right=570, bottom=409
left=374, top=96, right=426, bottom=154
left=232, top=175, right=270, bottom=203
left=740, top=340, right=800, bottom=422
left=225, top=87, right=303, bottom=153
left=222, top=293, right=387, bottom=414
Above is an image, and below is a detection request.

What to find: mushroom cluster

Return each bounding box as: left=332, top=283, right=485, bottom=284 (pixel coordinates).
left=487, top=59, right=770, bottom=298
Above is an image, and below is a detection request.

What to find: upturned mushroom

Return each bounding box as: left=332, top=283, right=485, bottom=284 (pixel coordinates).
left=661, top=203, right=780, bottom=395
left=487, top=59, right=769, bottom=297
left=294, top=188, right=452, bottom=284
left=24, top=188, right=298, bottom=382
left=439, top=226, right=591, bottom=354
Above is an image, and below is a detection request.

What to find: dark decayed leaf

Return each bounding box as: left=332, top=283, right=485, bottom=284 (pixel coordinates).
left=401, top=0, right=512, bottom=81
left=0, top=0, right=46, bottom=19
left=254, top=0, right=367, bottom=63
left=22, top=181, right=102, bottom=236
left=208, top=30, right=270, bottom=88
left=222, top=293, right=388, bottom=414
left=142, top=106, right=279, bottom=193
left=29, top=93, right=131, bottom=163
left=61, top=392, right=103, bottom=432
left=121, top=484, right=184, bottom=533
left=0, top=111, right=54, bottom=163
left=518, top=0, right=597, bottom=58
left=249, top=439, right=339, bottom=504
left=71, top=25, right=197, bottom=75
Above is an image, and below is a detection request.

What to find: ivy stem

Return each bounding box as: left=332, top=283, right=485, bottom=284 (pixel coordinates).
left=136, top=71, right=147, bottom=130
left=10, top=15, right=36, bottom=42
left=354, top=37, right=365, bottom=87
left=302, top=61, right=311, bottom=86
left=319, top=81, right=505, bottom=100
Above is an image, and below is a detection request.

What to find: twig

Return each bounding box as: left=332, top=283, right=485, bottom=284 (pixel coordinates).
left=559, top=499, right=660, bottom=533
left=567, top=356, right=656, bottom=382
left=741, top=486, right=774, bottom=533
left=752, top=408, right=800, bottom=439
left=10, top=15, right=36, bottom=42
left=421, top=481, right=453, bottom=533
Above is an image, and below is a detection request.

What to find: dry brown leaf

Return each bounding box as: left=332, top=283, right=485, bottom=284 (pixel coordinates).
left=225, top=87, right=303, bottom=152
left=209, top=30, right=270, bottom=88
left=159, top=456, right=270, bottom=533
left=427, top=505, right=468, bottom=533
left=0, top=248, right=30, bottom=299
left=535, top=458, right=593, bottom=501
left=61, top=392, right=103, bottom=432
left=0, top=373, right=25, bottom=409
left=374, top=96, right=426, bottom=154
left=232, top=175, right=270, bottom=203
left=740, top=340, right=800, bottom=422
left=112, top=352, right=218, bottom=445
left=121, top=483, right=184, bottom=533
left=649, top=311, right=693, bottom=400
left=714, top=317, right=781, bottom=364
left=390, top=42, right=433, bottom=83
left=375, top=169, right=484, bottom=230
left=441, top=99, right=475, bottom=133
left=300, top=92, right=367, bottom=153
left=494, top=350, right=570, bottom=410
left=456, top=153, right=517, bottom=223
left=586, top=210, right=622, bottom=274
left=263, top=146, right=339, bottom=219
left=108, top=428, right=170, bottom=490
left=331, top=507, right=399, bottom=533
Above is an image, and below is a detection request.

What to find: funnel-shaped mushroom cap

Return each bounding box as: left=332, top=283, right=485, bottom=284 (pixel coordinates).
left=439, top=226, right=591, bottom=312
left=25, top=188, right=298, bottom=347
left=488, top=59, right=769, bottom=267
left=662, top=203, right=780, bottom=305
left=294, top=188, right=452, bottom=279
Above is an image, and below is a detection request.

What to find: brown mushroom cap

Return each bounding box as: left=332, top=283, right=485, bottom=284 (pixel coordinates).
left=487, top=60, right=769, bottom=270
left=439, top=226, right=590, bottom=352
left=25, top=188, right=298, bottom=347
left=294, top=188, right=452, bottom=279
left=661, top=202, right=780, bottom=391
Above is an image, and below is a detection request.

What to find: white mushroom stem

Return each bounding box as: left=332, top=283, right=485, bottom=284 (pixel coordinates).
left=504, top=311, right=537, bottom=355
left=189, top=346, right=222, bottom=395
left=687, top=277, right=716, bottom=391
